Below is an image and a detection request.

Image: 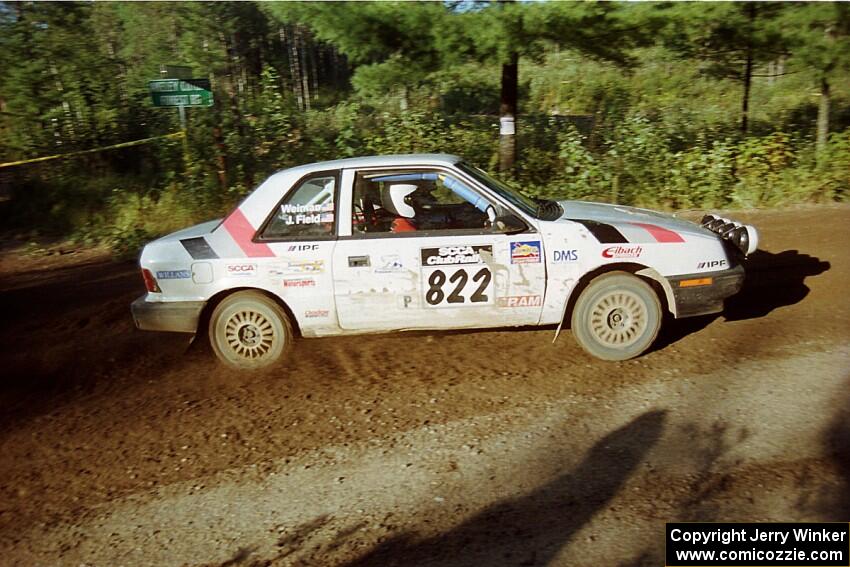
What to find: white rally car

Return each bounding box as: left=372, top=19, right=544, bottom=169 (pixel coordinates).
left=132, top=154, right=757, bottom=369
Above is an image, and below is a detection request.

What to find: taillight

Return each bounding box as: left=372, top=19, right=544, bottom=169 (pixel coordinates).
left=141, top=269, right=161, bottom=293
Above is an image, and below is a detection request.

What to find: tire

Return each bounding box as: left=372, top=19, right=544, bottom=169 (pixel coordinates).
left=570, top=272, right=662, bottom=361
left=208, top=291, right=293, bottom=370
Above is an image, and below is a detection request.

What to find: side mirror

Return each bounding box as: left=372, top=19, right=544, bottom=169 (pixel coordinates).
left=492, top=213, right=527, bottom=234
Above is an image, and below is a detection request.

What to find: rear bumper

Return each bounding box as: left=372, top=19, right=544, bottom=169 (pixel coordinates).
left=668, top=264, right=745, bottom=318
left=131, top=295, right=205, bottom=333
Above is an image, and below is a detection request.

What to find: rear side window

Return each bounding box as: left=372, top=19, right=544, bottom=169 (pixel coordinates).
left=261, top=175, right=336, bottom=239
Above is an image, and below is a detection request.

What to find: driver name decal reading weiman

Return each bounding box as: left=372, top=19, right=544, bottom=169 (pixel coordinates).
left=279, top=202, right=334, bottom=226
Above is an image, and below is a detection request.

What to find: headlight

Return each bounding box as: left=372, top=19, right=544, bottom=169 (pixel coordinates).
left=701, top=213, right=758, bottom=255
left=739, top=225, right=758, bottom=255
left=708, top=218, right=727, bottom=231
left=719, top=221, right=739, bottom=235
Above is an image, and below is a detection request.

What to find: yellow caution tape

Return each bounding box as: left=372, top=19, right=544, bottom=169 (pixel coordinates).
left=0, top=131, right=186, bottom=169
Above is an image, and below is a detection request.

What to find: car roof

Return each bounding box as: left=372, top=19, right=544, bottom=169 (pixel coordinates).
left=279, top=154, right=463, bottom=177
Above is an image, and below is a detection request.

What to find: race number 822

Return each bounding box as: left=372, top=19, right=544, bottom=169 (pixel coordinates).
left=425, top=267, right=492, bottom=306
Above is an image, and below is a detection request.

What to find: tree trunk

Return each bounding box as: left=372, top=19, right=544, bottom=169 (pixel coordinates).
left=310, top=40, right=320, bottom=103
left=499, top=52, right=518, bottom=175
left=816, top=76, right=830, bottom=162
left=283, top=26, right=305, bottom=111
left=298, top=27, right=311, bottom=111
left=213, top=126, right=228, bottom=190
left=741, top=47, right=753, bottom=135
left=222, top=30, right=253, bottom=188
left=740, top=3, right=758, bottom=135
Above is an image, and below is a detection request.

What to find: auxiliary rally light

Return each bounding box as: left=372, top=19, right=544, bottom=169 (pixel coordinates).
left=700, top=214, right=759, bottom=256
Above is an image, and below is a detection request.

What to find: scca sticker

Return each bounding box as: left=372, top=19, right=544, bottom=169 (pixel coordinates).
left=226, top=263, right=257, bottom=277
left=305, top=309, right=329, bottom=318
left=421, top=245, right=491, bottom=266
left=156, top=270, right=191, bottom=279
left=553, top=249, right=578, bottom=263
left=602, top=245, right=643, bottom=259
left=510, top=241, right=541, bottom=264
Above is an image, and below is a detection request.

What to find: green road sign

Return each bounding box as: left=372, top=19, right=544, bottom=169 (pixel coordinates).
left=149, top=79, right=213, bottom=107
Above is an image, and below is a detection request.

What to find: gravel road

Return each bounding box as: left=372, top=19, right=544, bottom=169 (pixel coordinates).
left=0, top=204, right=847, bottom=566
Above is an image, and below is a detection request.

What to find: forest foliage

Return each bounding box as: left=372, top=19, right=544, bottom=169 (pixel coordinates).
left=0, top=1, right=848, bottom=253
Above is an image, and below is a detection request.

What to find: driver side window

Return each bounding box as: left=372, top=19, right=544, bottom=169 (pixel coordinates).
left=351, top=170, right=491, bottom=235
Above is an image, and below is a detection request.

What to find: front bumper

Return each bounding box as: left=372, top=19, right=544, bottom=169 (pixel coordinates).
left=668, top=264, right=745, bottom=318
left=131, top=295, right=205, bottom=333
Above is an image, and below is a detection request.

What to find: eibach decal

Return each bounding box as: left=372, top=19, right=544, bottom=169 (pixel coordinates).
left=602, top=245, right=643, bottom=259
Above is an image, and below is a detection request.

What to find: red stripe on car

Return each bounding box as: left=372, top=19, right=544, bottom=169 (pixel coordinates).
left=222, top=208, right=275, bottom=257
left=629, top=222, right=685, bottom=243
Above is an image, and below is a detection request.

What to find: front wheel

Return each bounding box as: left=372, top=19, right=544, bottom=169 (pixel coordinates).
left=209, top=291, right=293, bottom=370
left=571, top=272, right=662, bottom=361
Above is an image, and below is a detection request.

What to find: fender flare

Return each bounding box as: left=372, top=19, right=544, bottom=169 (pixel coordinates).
left=198, top=287, right=302, bottom=339
left=635, top=267, right=677, bottom=318
left=552, top=263, right=675, bottom=342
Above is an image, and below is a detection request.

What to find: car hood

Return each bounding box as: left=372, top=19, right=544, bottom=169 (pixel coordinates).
left=151, top=219, right=222, bottom=244
left=555, top=200, right=711, bottom=239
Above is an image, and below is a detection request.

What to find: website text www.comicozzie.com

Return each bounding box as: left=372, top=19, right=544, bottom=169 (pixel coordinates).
left=673, top=548, right=844, bottom=563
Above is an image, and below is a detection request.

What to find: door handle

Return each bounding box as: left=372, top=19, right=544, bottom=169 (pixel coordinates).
left=348, top=255, right=370, bottom=268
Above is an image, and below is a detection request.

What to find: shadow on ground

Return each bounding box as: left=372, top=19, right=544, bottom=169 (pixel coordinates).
left=656, top=249, right=830, bottom=350
left=724, top=249, right=829, bottom=321
left=821, top=380, right=850, bottom=519
left=0, top=257, right=195, bottom=430
left=329, top=410, right=667, bottom=567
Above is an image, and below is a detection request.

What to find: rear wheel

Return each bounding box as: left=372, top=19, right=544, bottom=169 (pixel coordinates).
left=571, top=272, right=662, bottom=361
left=209, top=291, right=292, bottom=370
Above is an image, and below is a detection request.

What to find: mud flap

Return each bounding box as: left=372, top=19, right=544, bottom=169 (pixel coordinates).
left=552, top=300, right=570, bottom=343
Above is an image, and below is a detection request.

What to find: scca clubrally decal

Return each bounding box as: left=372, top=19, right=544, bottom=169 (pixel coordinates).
left=420, top=245, right=492, bottom=266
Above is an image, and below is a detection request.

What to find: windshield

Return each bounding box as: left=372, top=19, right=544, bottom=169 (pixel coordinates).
left=456, top=162, right=539, bottom=218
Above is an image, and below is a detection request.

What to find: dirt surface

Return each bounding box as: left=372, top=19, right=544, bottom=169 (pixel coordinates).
left=0, top=204, right=848, bottom=566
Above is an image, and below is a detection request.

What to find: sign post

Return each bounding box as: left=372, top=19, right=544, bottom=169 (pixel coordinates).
left=148, top=77, right=213, bottom=161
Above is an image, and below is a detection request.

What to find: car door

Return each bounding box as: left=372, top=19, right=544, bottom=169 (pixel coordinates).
left=331, top=165, right=546, bottom=332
